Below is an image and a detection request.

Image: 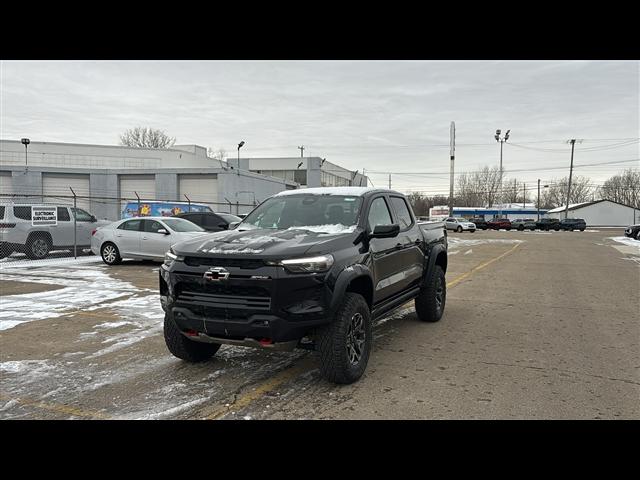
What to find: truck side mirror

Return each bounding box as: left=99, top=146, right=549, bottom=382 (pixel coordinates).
left=371, top=224, right=400, bottom=238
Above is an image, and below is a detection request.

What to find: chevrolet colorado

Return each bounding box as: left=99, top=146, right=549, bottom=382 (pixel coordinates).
left=160, top=187, right=448, bottom=384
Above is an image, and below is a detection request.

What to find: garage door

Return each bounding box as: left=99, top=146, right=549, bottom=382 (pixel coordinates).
left=42, top=173, right=91, bottom=211
left=0, top=171, right=13, bottom=198
left=179, top=174, right=218, bottom=206
left=119, top=175, right=156, bottom=204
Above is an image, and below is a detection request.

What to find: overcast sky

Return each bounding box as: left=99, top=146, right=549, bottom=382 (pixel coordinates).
left=1, top=60, right=638, bottom=194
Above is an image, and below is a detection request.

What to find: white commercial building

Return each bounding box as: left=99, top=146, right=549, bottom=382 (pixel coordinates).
left=1, top=139, right=366, bottom=221
left=546, top=199, right=639, bottom=227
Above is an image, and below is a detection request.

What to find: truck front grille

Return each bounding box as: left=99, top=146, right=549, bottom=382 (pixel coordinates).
left=183, top=256, right=264, bottom=269
left=176, top=290, right=271, bottom=311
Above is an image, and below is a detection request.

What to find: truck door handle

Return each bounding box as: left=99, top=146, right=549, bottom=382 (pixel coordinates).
left=395, top=243, right=403, bottom=249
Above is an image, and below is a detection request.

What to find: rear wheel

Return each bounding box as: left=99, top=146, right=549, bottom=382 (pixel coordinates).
left=164, top=312, right=220, bottom=362
left=26, top=235, right=51, bottom=260
left=101, top=242, right=122, bottom=265
left=415, top=265, right=446, bottom=323
left=317, top=293, right=372, bottom=384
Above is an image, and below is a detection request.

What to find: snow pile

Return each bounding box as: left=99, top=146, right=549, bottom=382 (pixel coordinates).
left=608, top=236, right=640, bottom=250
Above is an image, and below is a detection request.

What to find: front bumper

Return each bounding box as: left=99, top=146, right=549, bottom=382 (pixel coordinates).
left=160, top=259, right=335, bottom=343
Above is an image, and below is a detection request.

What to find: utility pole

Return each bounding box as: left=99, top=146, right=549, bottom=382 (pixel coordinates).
left=388, top=174, right=391, bottom=190
left=523, top=183, right=526, bottom=209
left=494, top=129, right=510, bottom=218
left=537, top=179, right=541, bottom=221
left=298, top=145, right=305, bottom=158
left=565, top=139, right=581, bottom=219
left=449, top=121, right=455, bottom=217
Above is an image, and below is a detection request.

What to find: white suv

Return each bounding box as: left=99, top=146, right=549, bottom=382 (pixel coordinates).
left=444, top=217, right=476, bottom=233
left=0, top=203, right=111, bottom=259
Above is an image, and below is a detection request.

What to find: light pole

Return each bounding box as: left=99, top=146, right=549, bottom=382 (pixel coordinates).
left=237, top=141, right=245, bottom=176
left=537, top=179, right=549, bottom=221
left=494, top=129, right=510, bottom=218
left=21, top=138, right=30, bottom=171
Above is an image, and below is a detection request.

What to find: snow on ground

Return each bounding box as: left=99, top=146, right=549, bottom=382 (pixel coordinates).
left=447, top=237, right=523, bottom=250
left=0, top=255, right=102, bottom=268
left=607, top=236, right=640, bottom=249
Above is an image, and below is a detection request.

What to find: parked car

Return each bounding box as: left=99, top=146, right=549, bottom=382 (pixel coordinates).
left=444, top=217, right=476, bottom=233
left=487, top=218, right=512, bottom=230
left=92, top=216, right=209, bottom=265
left=536, top=218, right=560, bottom=231
left=624, top=224, right=640, bottom=240
left=559, top=218, right=587, bottom=231
left=173, top=212, right=242, bottom=232
left=160, top=187, right=448, bottom=384
left=0, top=203, right=110, bottom=260
left=469, top=217, right=488, bottom=230
left=511, top=218, right=537, bottom=231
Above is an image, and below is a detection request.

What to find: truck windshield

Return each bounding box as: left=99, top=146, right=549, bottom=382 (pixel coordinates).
left=238, top=195, right=363, bottom=234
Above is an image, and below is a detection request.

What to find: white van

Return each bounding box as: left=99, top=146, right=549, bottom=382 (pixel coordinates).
left=0, top=203, right=111, bottom=259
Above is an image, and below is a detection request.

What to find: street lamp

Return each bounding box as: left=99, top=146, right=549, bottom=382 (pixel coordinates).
left=494, top=129, right=510, bottom=218
left=237, top=141, right=245, bottom=176
left=21, top=138, right=30, bottom=171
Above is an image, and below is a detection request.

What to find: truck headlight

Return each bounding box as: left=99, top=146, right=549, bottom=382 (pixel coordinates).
left=279, top=254, right=334, bottom=273
left=164, top=250, right=184, bottom=267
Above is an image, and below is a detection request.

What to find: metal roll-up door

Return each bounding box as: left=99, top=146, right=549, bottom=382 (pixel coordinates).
left=178, top=174, right=218, bottom=207
left=42, top=173, right=91, bottom=211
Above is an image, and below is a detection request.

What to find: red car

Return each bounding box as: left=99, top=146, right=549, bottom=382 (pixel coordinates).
left=487, top=218, right=512, bottom=230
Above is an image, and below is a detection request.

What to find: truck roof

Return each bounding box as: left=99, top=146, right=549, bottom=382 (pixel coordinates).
left=274, top=187, right=398, bottom=197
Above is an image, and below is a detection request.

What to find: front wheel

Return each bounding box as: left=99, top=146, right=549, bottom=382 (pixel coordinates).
left=415, top=265, right=446, bottom=323
left=456, top=226, right=463, bottom=232
left=317, top=293, right=372, bottom=384
left=518, top=225, right=524, bottom=231
left=164, top=312, right=220, bottom=362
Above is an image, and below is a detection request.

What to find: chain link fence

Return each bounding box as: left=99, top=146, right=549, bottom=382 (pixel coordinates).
left=0, top=192, right=258, bottom=264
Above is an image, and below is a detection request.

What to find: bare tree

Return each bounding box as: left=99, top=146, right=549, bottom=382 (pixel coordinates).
left=406, top=193, right=450, bottom=216
left=455, top=166, right=502, bottom=207
left=540, top=175, right=593, bottom=208
left=119, top=127, right=176, bottom=148
left=207, top=148, right=228, bottom=162
left=502, top=178, right=530, bottom=205
left=599, top=169, right=640, bottom=208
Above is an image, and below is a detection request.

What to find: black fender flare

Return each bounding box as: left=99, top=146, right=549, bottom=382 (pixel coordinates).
left=329, top=264, right=375, bottom=311
left=424, top=244, right=448, bottom=286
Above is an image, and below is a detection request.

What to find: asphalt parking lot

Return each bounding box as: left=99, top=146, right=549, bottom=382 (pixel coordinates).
left=1, top=228, right=638, bottom=419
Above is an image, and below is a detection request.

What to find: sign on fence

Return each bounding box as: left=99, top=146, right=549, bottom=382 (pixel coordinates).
left=31, top=206, right=57, bottom=226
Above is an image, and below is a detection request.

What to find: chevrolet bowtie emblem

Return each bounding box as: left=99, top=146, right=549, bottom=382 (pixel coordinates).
left=203, top=267, right=230, bottom=281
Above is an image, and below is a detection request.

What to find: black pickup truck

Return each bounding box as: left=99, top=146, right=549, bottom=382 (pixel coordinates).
left=160, top=187, right=448, bottom=384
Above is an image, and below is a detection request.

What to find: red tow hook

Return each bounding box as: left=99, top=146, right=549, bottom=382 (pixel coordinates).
left=259, top=338, right=273, bottom=346
left=185, top=329, right=199, bottom=337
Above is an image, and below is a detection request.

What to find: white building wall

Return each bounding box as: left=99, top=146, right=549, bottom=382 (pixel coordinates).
left=547, top=200, right=639, bottom=226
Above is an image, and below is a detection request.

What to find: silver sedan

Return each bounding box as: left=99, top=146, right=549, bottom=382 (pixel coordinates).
left=91, top=216, right=209, bottom=265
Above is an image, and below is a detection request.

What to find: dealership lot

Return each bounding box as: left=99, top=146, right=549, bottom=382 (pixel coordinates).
left=1, top=229, right=638, bottom=419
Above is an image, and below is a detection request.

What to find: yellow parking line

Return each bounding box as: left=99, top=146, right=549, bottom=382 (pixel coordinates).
left=0, top=393, right=110, bottom=419
left=446, top=242, right=521, bottom=289
left=204, top=358, right=316, bottom=420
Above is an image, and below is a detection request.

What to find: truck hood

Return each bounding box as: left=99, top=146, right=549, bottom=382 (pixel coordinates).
left=171, top=226, right=359, bottom=258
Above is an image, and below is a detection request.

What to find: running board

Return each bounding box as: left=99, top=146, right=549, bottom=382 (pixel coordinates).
left=372, top=287, right=420, bottom=320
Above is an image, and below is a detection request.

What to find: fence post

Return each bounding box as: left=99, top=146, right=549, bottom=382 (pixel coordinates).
left=236, top=201, right=239, bottom=215
left=184, top=194, right=192, bottom=212
left=70, top=187, right=77, bottom=259
left=135, top=191, right=141, bottom=217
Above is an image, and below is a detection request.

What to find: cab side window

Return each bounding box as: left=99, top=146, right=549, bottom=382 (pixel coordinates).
left=390, top=196, right=413, bottom=229
left=367, top=197, right=393, bottom=230
left=118, top=219, right=142, bottom=231
left=72, top=208, right=93, bottom=222
left=144, top=220, right=164, bottom=233
left=57, top=207, right=71, bottom=222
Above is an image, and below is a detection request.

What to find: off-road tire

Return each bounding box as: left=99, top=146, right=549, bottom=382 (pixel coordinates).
left=25, top=234, right=51, bottom=260
left=101, top=242, right=122, bottom=265
left=0, top=243, right=11, bottom=259
left=164, top=312, right=220, bottom=362
left=317, top=293, right=372, bottom=384
left=415, top=265, right=446, bottom=323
